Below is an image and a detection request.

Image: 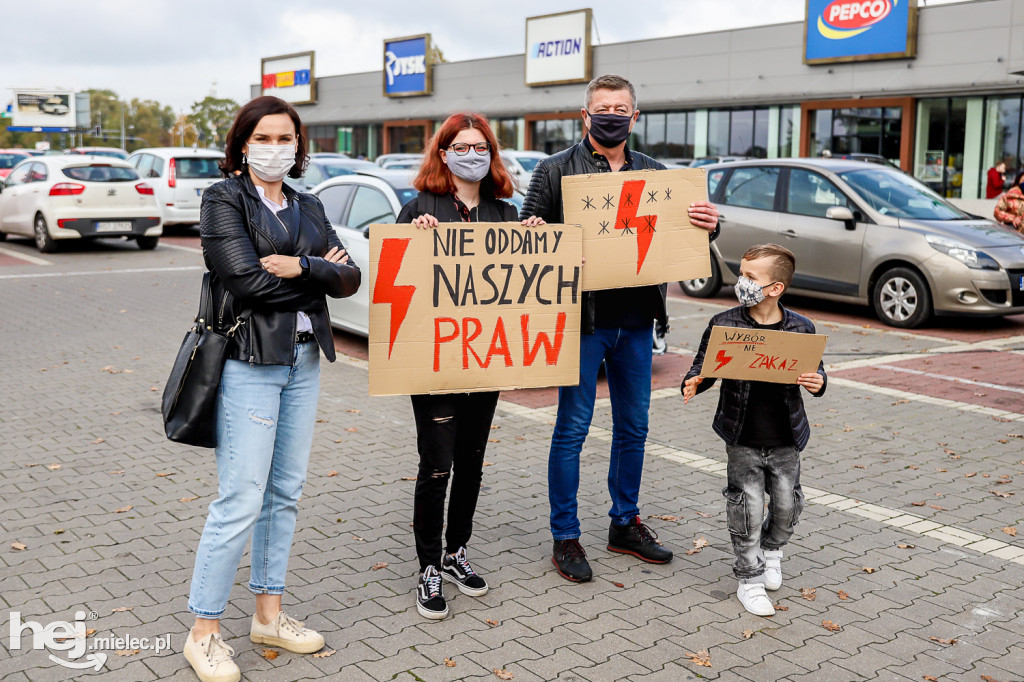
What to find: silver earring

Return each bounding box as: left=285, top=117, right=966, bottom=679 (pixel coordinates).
left=242, top=152, right=248, bottom=165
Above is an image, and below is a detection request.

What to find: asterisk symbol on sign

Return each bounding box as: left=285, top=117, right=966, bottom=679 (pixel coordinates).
left=582, top=195, right=595, bottom=210
left=664, top=188, right=672, bottom=200
left=603, top=194, right=615, bottom=209
left=647, top=190, right=658, bottom=203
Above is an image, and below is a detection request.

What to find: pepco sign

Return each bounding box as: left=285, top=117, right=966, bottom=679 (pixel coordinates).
left=804, top=0, right=918, bottom=64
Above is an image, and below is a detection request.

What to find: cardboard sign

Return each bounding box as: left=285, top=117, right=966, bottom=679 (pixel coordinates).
left=369, top=222, right=582, bottom=396
left=561, top=168, right=711, bottom=291
left=699, top=326, right=827, bottom=384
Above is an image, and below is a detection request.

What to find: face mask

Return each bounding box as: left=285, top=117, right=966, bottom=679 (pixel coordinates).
left=445, top=149, right=491, bottom=183
left=735, top=276, right=776, bottom=307
left=586, top=112, right=633, bottom=148
left=246, top=143, right=296, bottom=182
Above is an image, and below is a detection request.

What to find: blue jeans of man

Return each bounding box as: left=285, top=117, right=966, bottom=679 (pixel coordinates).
left=723, top=444, right=804, bottom=580
left=188, top=341, right=320, bottom=617
left=548, top=326, right=652, bottom=540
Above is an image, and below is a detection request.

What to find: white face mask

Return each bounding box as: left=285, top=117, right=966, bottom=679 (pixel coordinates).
left=246, top=143, right=296, bottom=182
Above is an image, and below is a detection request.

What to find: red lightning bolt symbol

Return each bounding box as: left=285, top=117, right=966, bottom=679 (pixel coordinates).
left=372, top=238, right=416, bottom=359
left=714, top=349, right=733, bottom=372
left=614, top=179, right=657, bottom=274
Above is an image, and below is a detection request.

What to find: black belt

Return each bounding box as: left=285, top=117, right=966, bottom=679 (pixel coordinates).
left=296, top=331, right=314, bottom=344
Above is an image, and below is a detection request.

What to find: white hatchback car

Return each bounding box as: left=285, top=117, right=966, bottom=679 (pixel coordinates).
left=0, top=156, right=161, bottom=252
left=128, top=148, right=224, bottom=226
left=500, top=150, right=548, bottom=191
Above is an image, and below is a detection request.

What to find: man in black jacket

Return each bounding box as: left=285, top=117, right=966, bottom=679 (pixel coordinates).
left=521, top=74, right=720, bottom=582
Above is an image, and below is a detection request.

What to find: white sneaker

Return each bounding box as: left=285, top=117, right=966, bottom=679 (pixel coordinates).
left=183, top=629, right=240, bottom=682
left=737, top=581, right=775, bottom=617
left=763, top=549, right=783, bottom=591
left=250, top=611, right=325, bottom=654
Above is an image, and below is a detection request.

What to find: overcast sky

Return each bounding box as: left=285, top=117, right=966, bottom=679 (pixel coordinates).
left=2, top=0, right=968, bottom=113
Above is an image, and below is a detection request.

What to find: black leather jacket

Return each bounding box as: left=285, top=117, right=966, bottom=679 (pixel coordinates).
left=199, top=173, right=360, bottom=365
left=683, top=304, right=827, bottom=452
left=520, top=139, right=719, bottom=334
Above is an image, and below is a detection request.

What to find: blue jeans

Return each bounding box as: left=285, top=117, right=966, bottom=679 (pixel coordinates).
left=188, top=341, right=320, bottom=617
left=724, top=444, right=804, bottom=579
left=548, top=326, right=652, bottom=540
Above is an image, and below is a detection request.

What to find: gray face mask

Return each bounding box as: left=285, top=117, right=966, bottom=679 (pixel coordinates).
left=734, top=276, right=776, bottom=307
left=445, top=149, right=491, bottom=183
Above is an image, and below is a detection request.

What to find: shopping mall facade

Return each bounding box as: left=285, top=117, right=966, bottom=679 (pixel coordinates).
left=256, top=0, right=1023, bottom=211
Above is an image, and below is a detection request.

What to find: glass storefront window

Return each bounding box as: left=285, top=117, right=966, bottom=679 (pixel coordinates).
left=808, top=107, right=901, bottom=165
left=387, top=125, right=428, bottom=154
left=307, top=125, right=337, bottom=154
left=778, top=106, right=797, bottom=157
left=707, top=109, right=769, bottom=157
left=530, top=119, right=583, bottom=155
left=915, top=98, right=967, bottom=199
left=495, top=118, right=520, bottom=151
left=665, top=112, right=694, bottom=159
left=980, top=95, right=1022, bottom=197
left=707, top=111, right=729, bottom=156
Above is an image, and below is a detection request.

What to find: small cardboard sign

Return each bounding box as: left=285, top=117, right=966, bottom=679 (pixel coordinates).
left=369, top=222, right=582, bottom=396
left=561, top=168, right=711, bottom=291
left=699, top=326, right=827, bottom=384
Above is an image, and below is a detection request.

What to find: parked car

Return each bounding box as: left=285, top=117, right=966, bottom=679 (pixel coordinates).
left=656, top=157, right=694, bottom=168
left=40, top=98, right=70, bottom=116
left=375, top=153, right=423, bottom=168
left=829, top=152, right=901, bottom=170
left=127, top=147, right=224, bottom=226
left=65, top=147, right=129, bottom=160
left=308, top=152, right=350, bottom=160
left=679, top=158, right=1024, bottom=328
left=0, top=156, right=161, bottom=252
left=500, top=150, right=548, bottom=190
left=379, top=158, right=423, bottom=170
left=312, top=169, right=524, bottom=336
left=689, top=155, right=750, bottom=167
left=284, top=157, right=379, bottom=192
left=0, top=150, right=31, bottom=179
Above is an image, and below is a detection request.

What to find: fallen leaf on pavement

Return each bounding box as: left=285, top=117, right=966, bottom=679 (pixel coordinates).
left=179, top=496, right=199, bottom=503
left=898, top=544, right=915, bottom=549
left=935, top=468, right=947, bottom=473
left=352, top=535, right=365, bottom=542
left=111, top=606, right=133, bottom=613
left=91, top=438, right=106, bottom=445
left=852, top=464, right=867, bottom=469
left=928, top=636, right=956, bottom=645
left=494, top=668, right=514, bottom=679
left=485, top=619, right=500, bottom=626
left=115, top=649, right=140, bottom=656
left=46, top=463, right=62, bottom=471
left=109, top=470, right=125, bottom=475
left=316, top=418, right=328, bottom=423
left=911, top=501, right=926, bottom=507
left=922, top=676, right=938, bottom=681
left=1002, top=527, right=1017, bottom=537
left=930, top=505, right=946, bottom=510
left=684, top=650, right=712, bottom=667
left=696, top=511, right=712, bottom=518
left=312, top=649, right=336, bottom=658
left=371, top=561, right=388, bottom=570
left=261, top=648, right=279, bottom=660
left=54, top=529, right=65, bottom=535
left=980, top=675, right=1003, bottom=682
left=837, top=591, right=849, bottom=600
left=488, top=439, right=500, bottom=443
left=326, top=471, right=338, bottom=477
left=862, top=567, right=877, bottom=574
left=611, top=582, right=625, bottom=588
left=687, top=537, right=709, bottom=555
left=155, top=472, right=174, bottom=477
left=991, top=491, right=1013, bottom=498
left=774, top=604, right=789, bottom=611
left=648, top=515, right=680, bottom=521
left=11, top=542, right=27, bottom=551
left=345, top=427, right=358, bottom=432
left=483, top=461, right=495, bottom=466
left=114, top=505, right=133, bottom=513
left=822, top=620, right=842, bottom=632
left=742, top=630, right=754, bottom=639
left=444, top=658, right=456, bottom=667
left=401, top=476, right=416, bottom=481
left=800, top=587, right=817, bottom=601
left=965, top=472, right=976, bottom=478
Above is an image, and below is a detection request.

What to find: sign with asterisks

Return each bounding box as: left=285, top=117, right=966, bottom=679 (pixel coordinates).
left=561, top=168, right=711, bottom=291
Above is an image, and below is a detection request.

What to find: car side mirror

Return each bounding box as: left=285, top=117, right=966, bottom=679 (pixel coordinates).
left=362, top=225, right=371, bottom=239
left=826, top=205, right=856, bottom=230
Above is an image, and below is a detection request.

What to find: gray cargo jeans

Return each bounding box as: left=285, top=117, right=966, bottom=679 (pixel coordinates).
left=723, top=444, right=805, bottom=579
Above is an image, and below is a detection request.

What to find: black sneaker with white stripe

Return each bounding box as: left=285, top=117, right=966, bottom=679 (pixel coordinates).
left=440, top=546, right=489, bottom=597
left=416, top=565, right=448, bottom=619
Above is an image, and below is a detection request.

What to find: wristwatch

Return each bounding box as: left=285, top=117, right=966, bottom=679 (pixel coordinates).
left=299, top=255, right=310, bottom=279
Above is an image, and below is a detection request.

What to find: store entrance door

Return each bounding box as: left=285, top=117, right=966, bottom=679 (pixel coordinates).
left=383, top=120, right=432, bottom=155
left=800, top=98, right=914, bottom=172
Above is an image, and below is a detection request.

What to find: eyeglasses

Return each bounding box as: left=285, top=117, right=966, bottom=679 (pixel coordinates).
left=446, top=142, right=491, bottom=155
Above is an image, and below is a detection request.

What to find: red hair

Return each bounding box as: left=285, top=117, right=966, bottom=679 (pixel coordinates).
left=414, top=112, right=514, bottom=199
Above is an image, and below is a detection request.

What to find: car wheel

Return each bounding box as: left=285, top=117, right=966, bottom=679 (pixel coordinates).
left=873, top=266, right=931, bottom=329
left=33, top=214, right=57, bottom=253
left=136, top=236, right=159, bottom=250
left=679, top=257, right=722, bottom=298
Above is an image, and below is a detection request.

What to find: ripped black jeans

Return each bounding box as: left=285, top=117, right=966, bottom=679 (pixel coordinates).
left=411, top=391, right=500, bottom=571
left=723, top=444, right=805, bottom=580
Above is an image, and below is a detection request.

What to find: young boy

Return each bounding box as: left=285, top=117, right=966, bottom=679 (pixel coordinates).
left=682, top=244, right=826, bottom=617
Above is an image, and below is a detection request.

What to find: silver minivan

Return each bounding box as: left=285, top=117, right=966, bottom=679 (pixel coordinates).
left=682, top=158, right=1024, bottom=328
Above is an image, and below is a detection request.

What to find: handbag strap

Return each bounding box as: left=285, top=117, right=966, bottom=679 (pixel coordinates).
left=197, top=271, right=252, bottom=335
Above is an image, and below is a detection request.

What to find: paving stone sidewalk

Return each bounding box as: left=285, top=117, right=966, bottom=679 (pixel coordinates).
left=0, top=245, right=1022, bottom=681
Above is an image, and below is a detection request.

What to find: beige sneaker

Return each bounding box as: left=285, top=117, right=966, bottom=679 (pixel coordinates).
left=183, top=629, right=240, bottom=682
left=249, top=611, right=325, bottom=654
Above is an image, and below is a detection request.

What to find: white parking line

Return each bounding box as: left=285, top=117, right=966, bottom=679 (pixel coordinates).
left=159, top=242, right=204, bottom=254
left=0, top=266, right=204, bottom=280
left=0, top=246, right=52, bottom=266
left=875, top=364, right=1024, bottom=395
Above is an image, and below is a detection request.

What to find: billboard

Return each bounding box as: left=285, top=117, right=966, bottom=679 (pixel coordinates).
left=525, top=9, right=592, bottom=87
left=261, top=51, right=316, bottom=105
left=383, top=34, right=433, bottom=98
left=11, top=90, right=76, bottom=129
left=804, top=0, right=918, bottom=64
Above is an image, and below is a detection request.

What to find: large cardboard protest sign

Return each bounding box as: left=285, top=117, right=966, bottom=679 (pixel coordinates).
left=369, top=223, right=582, bottom=396
left=699, top=326, right=827, bottom=384
left=561, top=168, right=711, bottom=291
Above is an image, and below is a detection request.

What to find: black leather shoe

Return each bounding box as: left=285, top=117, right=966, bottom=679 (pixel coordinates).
left=552, top=539, right=592, bottom=582
left=608, top=516, right=674, bottom=563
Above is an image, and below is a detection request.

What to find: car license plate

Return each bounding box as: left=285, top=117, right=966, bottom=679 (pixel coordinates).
left=95, top=221, right=133, bottom=233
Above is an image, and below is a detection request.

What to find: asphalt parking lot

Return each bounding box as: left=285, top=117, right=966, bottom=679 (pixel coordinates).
left=1, top=234, right=1022, bottom=681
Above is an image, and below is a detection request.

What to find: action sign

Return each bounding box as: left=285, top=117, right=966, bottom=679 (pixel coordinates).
left=561, top=168, right=711, bottom=291
left=369, top=222, right=582, bottom=396
left=699, top=326, right=827, bottom=384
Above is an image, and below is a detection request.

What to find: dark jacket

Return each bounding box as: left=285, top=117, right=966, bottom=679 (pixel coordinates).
left=683, top=304, right=827, bottom=452
left=199, top=173, right=361, bottom=365
left=397, top=191, right=519, bottom=224
left=520, top=139, right=719, bottom=334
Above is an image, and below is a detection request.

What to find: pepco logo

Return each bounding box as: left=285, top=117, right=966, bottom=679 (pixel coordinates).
left=818, top=0, right=893, bottom=39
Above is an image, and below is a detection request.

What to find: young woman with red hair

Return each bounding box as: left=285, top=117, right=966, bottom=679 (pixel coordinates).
left=397, top=112, right=544, bottom=619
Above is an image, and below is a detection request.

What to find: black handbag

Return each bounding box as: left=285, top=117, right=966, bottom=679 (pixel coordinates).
left=162, top=272, right=251, bottom=448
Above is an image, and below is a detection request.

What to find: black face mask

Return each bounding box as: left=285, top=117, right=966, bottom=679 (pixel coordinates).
left=586, top=112, right=633, bottom=148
